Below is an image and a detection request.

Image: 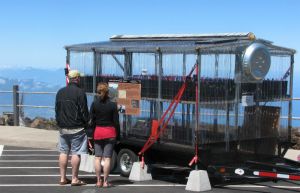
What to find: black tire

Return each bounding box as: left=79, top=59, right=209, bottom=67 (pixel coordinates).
left=117, top=148, right=138, bottom=177
left=110, top=150, right=117, bottom=172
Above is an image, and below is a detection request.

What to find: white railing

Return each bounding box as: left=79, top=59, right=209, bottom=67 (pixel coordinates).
left=0, top=90, right=300, bottom=125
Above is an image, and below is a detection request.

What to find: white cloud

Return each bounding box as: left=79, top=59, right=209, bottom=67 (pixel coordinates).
left=0, top=78, right=6, bottom=84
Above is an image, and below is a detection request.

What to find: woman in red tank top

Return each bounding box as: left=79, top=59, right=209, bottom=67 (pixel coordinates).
left=90, top=82, right=120, bottom=188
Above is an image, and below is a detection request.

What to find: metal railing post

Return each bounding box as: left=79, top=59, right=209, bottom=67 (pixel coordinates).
left=288, top=55, right=294, bottom=142
left=13, top=85, right=19, bottom=126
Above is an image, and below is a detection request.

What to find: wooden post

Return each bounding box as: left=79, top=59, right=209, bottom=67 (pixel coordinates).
left=13, top=85, right=19, bottom=126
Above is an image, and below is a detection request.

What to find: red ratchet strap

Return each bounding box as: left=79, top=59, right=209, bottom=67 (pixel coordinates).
left=138, top=63, right=198, bottom=167
left=253, top=171, right=300, bottom=181
left=189, top=64, right=199, bottom=167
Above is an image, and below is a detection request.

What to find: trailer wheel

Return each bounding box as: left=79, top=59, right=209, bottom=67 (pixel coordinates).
left=117, top=148, right=138, bottom=176
left=110, top=150, right=117, bottom=171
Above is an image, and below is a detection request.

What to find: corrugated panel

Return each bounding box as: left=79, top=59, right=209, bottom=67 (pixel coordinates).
left=64, top=33, right=295, bottom=55
left=110, top=32, right=254, bottom=41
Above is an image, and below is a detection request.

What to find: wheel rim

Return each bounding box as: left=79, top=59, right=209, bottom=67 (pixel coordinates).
left=120, top=153, right=133, bottom=173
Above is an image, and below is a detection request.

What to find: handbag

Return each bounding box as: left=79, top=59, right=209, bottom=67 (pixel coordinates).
left=79, top=139, right=95, bottom=173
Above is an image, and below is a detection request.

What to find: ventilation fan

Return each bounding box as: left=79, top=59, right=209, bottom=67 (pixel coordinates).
left=242, top=43, right=271, bottom=82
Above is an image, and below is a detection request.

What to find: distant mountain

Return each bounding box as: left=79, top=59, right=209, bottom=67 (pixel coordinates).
left=0, top=76, right=62, bottom=92
left=0, top=67, right=65, bottom=86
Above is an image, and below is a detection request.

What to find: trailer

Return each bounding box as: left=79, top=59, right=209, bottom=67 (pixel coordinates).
left=65, top=33, right=298, bottom=183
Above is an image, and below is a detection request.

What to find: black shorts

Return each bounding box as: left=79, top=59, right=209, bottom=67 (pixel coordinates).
left=94, top=138, right=115, bottom=158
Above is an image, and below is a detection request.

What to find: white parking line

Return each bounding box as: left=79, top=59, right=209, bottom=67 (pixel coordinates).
left=0, top=174, right=120, bottom=177
left=0, top=160, right=63, bottom=162
left=0, top=145, right=4, bottom=156
left=0, top=167, right=71, bottom=169
left=1, top=155, right=59, bottom=156
left=0, top=184, right=185, bottom=187
left=3, top=150, right=56, bottom=152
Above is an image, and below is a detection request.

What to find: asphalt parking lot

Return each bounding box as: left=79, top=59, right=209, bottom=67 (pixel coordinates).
left=0, top=145, right=300, bottom=193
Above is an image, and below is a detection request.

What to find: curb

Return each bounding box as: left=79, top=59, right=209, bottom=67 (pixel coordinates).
left=0, top=145, right=4, bottom=156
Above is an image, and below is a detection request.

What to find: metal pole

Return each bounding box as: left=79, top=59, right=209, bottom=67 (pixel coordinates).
left=98, top=53, right=102, bottom=75
left=65, top=49, right=70, bottom=86
left=182, top=53, right=186, bottom=141
left=93, top=49, right=97, bottom=93
left=213, top=54, right=219, bottom=133
left=195, top=49, right=201, bottom=170
left=288, top=55, right=294, bottom=142
left=234, top=54, right=241, bottom=149
left=13, top=85, right=19, bottom=126
left=66, top=49, right=70, bottom=66
left=124, top=51, right=132, bottom=137
left=156, top=50, right=162, bottom=120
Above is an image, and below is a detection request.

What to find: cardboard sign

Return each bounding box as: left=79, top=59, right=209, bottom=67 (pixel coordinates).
left=109, top=82, right=141, bottom=115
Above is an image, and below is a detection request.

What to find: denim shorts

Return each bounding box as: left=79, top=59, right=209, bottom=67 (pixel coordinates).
left=94, top=138, right=115, bottom=158
left=59, top=130, right=88, bottom=155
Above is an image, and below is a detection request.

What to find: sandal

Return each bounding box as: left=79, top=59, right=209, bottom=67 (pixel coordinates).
left=71, top=180, right=87, bottom=186
left=102, top=182, right=114, bottom=188
left=59, top=178, right=71, bottom=185
left=95, top=181, right=103, bottom=188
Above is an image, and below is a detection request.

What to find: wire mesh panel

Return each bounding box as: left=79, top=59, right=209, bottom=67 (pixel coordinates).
left=127, top=53, right=156, bottom=138
left=70, top=51, right=94, bottom=93
left=70, top=51, right=94, bottom=75
left=237, top=54, right=291, bottom=155
left=197, top=53, right=236, bottom=149
left=158, top=54, right=197, bottom=145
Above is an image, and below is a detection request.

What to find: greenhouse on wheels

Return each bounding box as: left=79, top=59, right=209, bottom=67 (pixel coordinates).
left=64, top=33, right=299, bottom=183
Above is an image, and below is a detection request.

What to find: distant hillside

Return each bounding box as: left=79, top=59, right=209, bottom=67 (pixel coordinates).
left=0, top=77, right=62, bottom=92
left=0, top=67, right=65, bottom=86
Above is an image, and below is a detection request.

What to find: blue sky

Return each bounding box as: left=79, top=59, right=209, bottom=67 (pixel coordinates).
left=0, top=0, right=299, bottom=76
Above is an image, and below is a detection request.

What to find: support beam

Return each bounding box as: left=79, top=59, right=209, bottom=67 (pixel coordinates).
left=234, top=54, right=241, bottom=147
left=182, top=53, right=186, bottom=140
left=213, top=54, right=219, bottom=133
left=288, top=55, right=294, bottom=142
left=196, top=50, right=201, bottom=169
left=93, top=50, right=97, bottom=93
left=156, top=52, right=163, bottom=120
left=111, top=54, right=125, bottom=72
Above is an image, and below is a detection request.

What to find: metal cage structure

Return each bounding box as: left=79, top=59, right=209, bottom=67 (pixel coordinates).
left=65, top=33, right=295, bottom=162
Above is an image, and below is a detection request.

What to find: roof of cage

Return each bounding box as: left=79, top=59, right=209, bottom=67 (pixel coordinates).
left=65, top=32, right=296, bottom=55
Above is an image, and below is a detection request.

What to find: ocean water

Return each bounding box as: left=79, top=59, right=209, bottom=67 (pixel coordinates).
left=0, top=78, right=299, bottom=126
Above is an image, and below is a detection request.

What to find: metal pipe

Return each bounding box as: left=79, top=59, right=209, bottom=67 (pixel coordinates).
left=17, top=91, right=57, bottom=94
left=18, top=105, right=54, bottom=109
left=214, top=54, right=219, bottom=133
left=234, top=54, right=241, bottom=145
left=156, top=51, right=163, bottom=120
left=195, top=49, right=201, bottom=170
left=124, top=52, right=133, bottom=78
left=97, top=53, right=102, bottom=75
left=93, top=49, right=97, bottom=93
left=288, top=55, right=294, bottom=142
left=66, top=49, right=70, bottom=86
